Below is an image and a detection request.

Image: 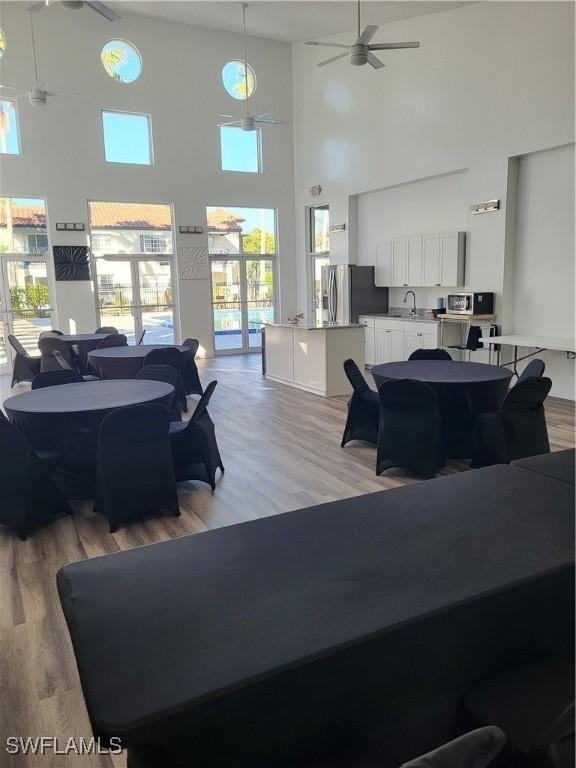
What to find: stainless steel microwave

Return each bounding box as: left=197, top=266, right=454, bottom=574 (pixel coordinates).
left=447, top=292, right=494, bottom=315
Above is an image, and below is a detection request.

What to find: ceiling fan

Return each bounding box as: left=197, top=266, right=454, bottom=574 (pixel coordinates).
left=0, top=13, right=88, bottom=106
left=218, top=3, right=287, bottom=132
left=306, top=0, right=420, bottom=69
left=28, top=0, right=120, bottom=23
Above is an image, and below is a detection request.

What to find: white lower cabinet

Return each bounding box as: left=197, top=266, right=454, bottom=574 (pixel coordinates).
left=359, top=316, right=440, bottom=365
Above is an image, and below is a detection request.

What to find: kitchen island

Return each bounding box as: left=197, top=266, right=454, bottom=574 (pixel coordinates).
left=264, top=322, right=365, bottom=397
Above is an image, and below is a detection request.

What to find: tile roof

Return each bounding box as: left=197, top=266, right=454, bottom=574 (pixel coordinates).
left=206, top=208, right=245, bottom=232
left=0, top=202, right=46, bottom=229
left=89, top=202, right=173, bottom=230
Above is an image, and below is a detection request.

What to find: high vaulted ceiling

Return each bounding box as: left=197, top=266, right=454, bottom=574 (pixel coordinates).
left=110, top=1, right=476, bottom=43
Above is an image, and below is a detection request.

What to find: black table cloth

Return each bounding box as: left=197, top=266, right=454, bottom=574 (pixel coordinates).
left=5, top=380, right=174, bottom=499
left=88, top=344, right=191, bottom=382
left=512, top=448, right=575, bottom=486
left=59, top=334, right=110, bottom=371
left=371, top=361, right=513, bottom=458
left=58, top=464, right=574, bottom=765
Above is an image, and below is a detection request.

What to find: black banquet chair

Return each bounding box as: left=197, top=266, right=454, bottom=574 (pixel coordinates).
left=376, top=378, right=443, bottom=478
left=8, top=334, right=41, bottom=386
left=145, top=347, right=187, bottom=410
left=39, top=329, right=64, bottom=339
left=169, top=380, right=224, bottom=490
left=408, top=348, right=452, bottom=361
left=53, top=349, right=99, bottom=381
left=464, top=659, right=574, bottom=768
left=95, top=333, right=128, bottom=349
left=136, top=329, right=146, bottom=345
left=471, top=376, right=552, bottom=468
left=38, top=335, right=78, bottom=373
left=32, top=369, right=83, bottom=389
left=135, top=365, right=182, bottom=422
left=95, top=325, right=118, bottom=335
left=341, top=358, right=380, bottom=447
left=181, top=337, right=203, bottom=396
left=517, top=358, right=545, bottom=384
left=95, top=404, right=180, bottom=532
left=0, top=418, right=72, bottom=540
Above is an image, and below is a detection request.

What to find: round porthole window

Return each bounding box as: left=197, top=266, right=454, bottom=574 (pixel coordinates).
left=0, top=29, right=6, bottom=59
left=222, top=60, right=256, bottom=100
left=101, top=39, right=142, bottom=84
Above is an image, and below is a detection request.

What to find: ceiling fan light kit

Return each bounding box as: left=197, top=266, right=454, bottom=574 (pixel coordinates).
left=306, top=0, right=420, bottom=70
left=218, top=3, right=288, bottom=132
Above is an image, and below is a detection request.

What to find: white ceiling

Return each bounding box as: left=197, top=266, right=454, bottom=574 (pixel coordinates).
left=110, top=1, right=476, bottom=43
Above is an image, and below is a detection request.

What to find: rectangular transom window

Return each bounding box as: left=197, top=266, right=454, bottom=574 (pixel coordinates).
left=207, top=206, right=276, bottom=255
left=102, top=110, right=152, bottom=165
left=220, top=126, right=260, bottom=173
left=0, top=99, right=21, bottom=155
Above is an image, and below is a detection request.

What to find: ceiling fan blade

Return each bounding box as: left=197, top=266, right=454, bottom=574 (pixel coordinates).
left=369, top=41, right=420, bottom=50
left=48, top=96, right=65, bottom=107
left=306, top=41, right=349, bottom=49
left=0, top=83, right=28, bottom=93
left=85, top=0, right=121, bottom=21
left=255, top=118, right=289, bottom=126
left=218, top=120, right=241, bottom=127
left=47, top=89, right=90, bottom=98
left=359, top=24, right=378, bottom=44
left=367, top=52, right=386, bottom=69
left=317, top=52, right=348, bottom=68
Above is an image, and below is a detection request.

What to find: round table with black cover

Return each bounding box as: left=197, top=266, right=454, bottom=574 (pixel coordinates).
left=88, top=344, right=192, bottom=382
left=4, top=380, right=174, bottom=500
left=58, top=333, right=110, bottom=372
left=371, top=360, right=513, bottom=458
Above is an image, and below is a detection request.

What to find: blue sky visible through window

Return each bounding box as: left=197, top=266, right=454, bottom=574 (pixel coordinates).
left=222, top=61, right=255, bottom=100
left=101, top=40, right=142, bottom=84
left=0, top=100, right=20, bottom=155
left=220, top=126, right=259, bottom=173
left=102, top=111, right=151, bottom=165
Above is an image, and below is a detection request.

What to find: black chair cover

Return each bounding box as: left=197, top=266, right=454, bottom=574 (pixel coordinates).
left=408, top=348, right=452, bottom=361
left=401, top=727, right=506, bottom=768
left=169, top=380, right=224, bottom=489
left=0, top=418, right=71, bottom=539
left=517, top=358, right=545, bottom=384
left=145, top=348, right=188, bottom=410
left=464, top=659, right=574, bottom=767
left=8, top=334, right=41, bottom=386
left=95, top=404, right=180, bottom=532
left=182, top=338, right=203, bottom=396
left=135, top=365, right=182, bottom=421
left=32, top=370, right=84, bottom=389
left=38, top=336, right=77, bottom=373
left=53, top=349, right=99, bottom=382
left=471, top=376, right=552, bottom=468
left=136, top=329, right=146, bottom=345
left=95, top=333, right=128, bottom=349
left=95, top=326, right=118, bottom=335
left=376, top=379, right=443, bottom=478
left=341, top=359, right=380, bottom=447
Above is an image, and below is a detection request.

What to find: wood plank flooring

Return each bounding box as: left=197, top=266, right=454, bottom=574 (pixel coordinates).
left=0, top=354, right=574, bottom=767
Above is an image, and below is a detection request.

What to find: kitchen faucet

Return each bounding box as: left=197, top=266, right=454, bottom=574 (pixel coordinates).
left=403, top=290, right=417, bottom=316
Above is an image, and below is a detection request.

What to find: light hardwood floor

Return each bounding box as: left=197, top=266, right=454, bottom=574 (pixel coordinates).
left=0, top=354, right=574, bottom=767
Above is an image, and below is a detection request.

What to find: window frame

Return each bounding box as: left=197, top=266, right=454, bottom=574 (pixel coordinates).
left=219, top=125, right=262, bottom=175
left=306, top=204, right=330, bottom=324
left=0, top=97, right=22, bottom=156
left=101, top=108, right=154, bottom=166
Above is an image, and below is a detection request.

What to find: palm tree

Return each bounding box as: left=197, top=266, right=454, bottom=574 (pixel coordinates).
left=101, top=47, right=126, bottom=81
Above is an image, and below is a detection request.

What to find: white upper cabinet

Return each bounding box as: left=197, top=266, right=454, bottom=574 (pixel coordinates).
left=374, top=231, right=465, bottom=288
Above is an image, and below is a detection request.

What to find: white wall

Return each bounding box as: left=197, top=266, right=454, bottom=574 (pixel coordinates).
left=504, top=144, right=575, bottom=399
left=356, top=168, right=469, bottom=308
left=0, top=1, right=296, bottom=356
left=292, top=0, right=575, bottom=396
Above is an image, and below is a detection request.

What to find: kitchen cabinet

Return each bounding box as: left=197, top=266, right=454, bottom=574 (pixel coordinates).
left=358, top=316, right=376, bottom=365
left=360, top=316, right=441, bottom=365
left=375, top=327, right=405, bottom=364
left=374, top=231, right=465, bottom=288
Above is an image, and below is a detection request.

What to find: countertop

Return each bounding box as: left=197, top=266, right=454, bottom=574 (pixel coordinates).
left=265, top=322, right=363, bottom=330
left=359, top=313, right=439, bottom=324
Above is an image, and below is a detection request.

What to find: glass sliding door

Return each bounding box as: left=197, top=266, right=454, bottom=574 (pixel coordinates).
left=211, top=259, right=244, bottom=352
left=88, top=201, right=177, bottom=345
left=207, top=205, right=277, bottom=354
left=0, top=197, right=55, bottom=374
left=94, top=257, right=176, bottom=345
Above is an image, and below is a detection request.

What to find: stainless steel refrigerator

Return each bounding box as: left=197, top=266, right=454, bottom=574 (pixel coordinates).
left=321, top=265, right=389, bottom=324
